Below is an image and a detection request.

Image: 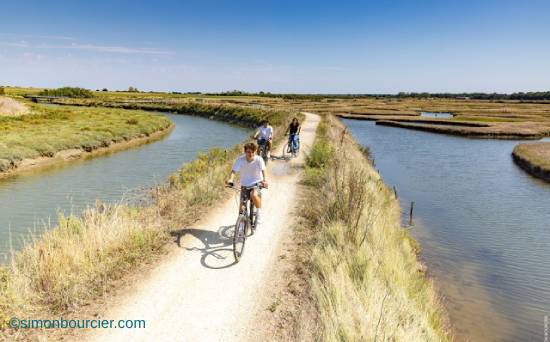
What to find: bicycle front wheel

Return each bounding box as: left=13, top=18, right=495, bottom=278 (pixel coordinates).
left=233, top=215, right=248, bottom=262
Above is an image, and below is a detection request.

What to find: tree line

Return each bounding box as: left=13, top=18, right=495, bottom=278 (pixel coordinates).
left=202, top=90, right=550, bottom=101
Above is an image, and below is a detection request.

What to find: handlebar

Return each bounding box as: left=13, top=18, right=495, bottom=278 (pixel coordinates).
left=226, top=182, right=267, bottom=190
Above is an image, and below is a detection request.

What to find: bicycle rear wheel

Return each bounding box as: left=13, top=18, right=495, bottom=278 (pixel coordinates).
left=262, top=148, right=269, bottom=165
left=233, top=215, right=248, bottom=262
left=282, top=143, right=289, bottom=159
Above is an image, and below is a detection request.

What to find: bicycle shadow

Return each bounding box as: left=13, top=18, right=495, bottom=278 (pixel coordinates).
left=170, top=225, right=238, bottom=269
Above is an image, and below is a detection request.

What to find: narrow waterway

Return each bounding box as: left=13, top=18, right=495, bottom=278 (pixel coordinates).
left=342, top=119, right=550, bottom=342
left=0, top=113, right=249, bottom=262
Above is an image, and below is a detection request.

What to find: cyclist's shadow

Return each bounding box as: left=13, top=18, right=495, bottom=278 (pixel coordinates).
left=170, top=225, right=237, bottom=269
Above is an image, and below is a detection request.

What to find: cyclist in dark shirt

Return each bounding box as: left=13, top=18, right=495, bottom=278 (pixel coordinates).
left=285, top=118, right=301, bottom=153
left=287, top=118, right=300, bottom=135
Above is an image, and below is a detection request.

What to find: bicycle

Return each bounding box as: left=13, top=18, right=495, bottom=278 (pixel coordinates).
left=282, top=133, right=300, bottom=159
left=257, top=138, right=270, bottom=165
left=226, top=182, right=266, bottom=262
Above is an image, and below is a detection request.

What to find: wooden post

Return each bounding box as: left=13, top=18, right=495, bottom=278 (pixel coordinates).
left=393, top=186, right=398, bottom=199
left=409, top=201, right=415, bottom=226
left=340, top=128, right=347, bottom=145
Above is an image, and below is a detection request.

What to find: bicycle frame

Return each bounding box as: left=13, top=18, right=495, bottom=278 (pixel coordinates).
left=288, top=134, right=299, bottom=153
left=228, top=184, right=263, bottom=228
left=227, top=183, right=263, bottom=262
left=257, top=139, right=269, bottom=164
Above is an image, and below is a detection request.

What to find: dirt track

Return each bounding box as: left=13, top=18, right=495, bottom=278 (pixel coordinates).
left=85, top=113, right=319, bottom=342
left=0, top=96, right=28, bottom=116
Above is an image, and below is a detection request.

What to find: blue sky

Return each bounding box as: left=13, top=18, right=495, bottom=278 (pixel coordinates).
left=1, top=0, right=549, bottom=93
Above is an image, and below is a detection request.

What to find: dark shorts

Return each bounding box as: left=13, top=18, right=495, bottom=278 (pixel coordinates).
left=240, top=183, right=262, bottom=203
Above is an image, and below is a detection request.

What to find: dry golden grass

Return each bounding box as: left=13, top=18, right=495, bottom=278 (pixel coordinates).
left=300, top=116, right=450, bottom=341
left=512, top=142, right=550, bottom=181
left=0, top=96, right=28, bottom=116
left=513, top=142, right=550, bottom=169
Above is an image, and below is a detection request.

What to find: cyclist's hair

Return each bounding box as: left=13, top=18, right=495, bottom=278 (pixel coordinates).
left=244, top=142, right=257, bottom=152
left=263, top=118, right=269, bottom=124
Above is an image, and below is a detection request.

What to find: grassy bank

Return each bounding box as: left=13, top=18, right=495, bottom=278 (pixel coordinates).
left=45, top=97, right=291, bottom=128
left=0, top=106, right=295, bottom=336
left=0, top=102, right=172, bottom=173
left=299, top=116, right=449, bottom=341
left=512, top=142, right=550, bottom=182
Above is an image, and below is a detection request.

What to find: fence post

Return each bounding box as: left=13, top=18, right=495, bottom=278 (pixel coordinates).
left=409, top=201, right=415, bottom=226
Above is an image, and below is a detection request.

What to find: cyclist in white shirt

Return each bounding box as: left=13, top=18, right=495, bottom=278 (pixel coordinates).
left=253, top=119, right=274, bottom=157
left=226, top=142, right=268, bottom=223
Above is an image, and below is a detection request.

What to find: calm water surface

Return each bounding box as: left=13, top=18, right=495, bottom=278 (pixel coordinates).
left=421, top=111, right=454, bottom=118
left=0, top=113, right=249, bottom=261
left=343, top=119, right=550, bottom=342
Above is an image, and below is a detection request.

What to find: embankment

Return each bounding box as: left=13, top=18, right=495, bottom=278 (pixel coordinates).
left=337, top=113, right=547, bottom=140
left=294, top=115, right=450, bottom=340
left=376, top=120, right=544, bottom=139
left=0, top=104, right=173, bottom=177
left=512, top=142, right=550, bottom=182
left=45, top=97, right=289, bottom=128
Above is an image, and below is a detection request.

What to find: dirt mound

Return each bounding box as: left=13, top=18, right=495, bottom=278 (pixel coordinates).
left=0, top=96, right=29, bottom=116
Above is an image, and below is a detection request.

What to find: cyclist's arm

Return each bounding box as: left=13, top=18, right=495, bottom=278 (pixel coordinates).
left=298, top=125, right=301, bottom=134
left=269, top=127, right=274, bottom=140
left=226, top=170, right=236, bottom=185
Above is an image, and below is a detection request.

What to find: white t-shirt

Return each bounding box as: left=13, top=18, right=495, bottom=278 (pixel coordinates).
left=232, top=155, right=266, bottom=186
left=257, top=126, right=273, bottom=140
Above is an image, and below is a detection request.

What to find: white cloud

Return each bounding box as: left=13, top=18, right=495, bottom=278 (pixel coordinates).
left=0, top=33, right=75, bottom=40
left=0, top=37, right=172, bottom=55
left=0, top=41, right=30, bottom=48
left=63, top=43, right=172, bottom=55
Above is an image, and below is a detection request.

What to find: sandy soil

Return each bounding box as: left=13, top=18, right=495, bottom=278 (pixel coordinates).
left=81, top=113, right=319, bottom=342
left=0, top=96, right=28, bottom=116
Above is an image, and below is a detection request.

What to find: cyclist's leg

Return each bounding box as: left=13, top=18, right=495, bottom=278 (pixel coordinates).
left=251, top=186, right=262, bottom=224
left=251, top=187, right=261, bottom=209
left=257, top=138, right=265, bottom=155
left=289, top=134, right=296, bottom=151
left=287, top=135, right=293, bottom=152
left=239, top=188, right=248, bottom=214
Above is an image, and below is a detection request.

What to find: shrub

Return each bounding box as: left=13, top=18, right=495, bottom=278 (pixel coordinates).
left=40, top=87, right=94, bottom=98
